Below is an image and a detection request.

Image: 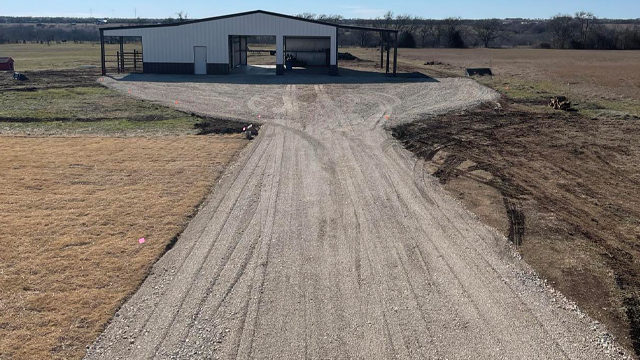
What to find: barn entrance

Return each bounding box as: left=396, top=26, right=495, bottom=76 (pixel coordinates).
left=284, top=37, right=331, bottom=69
left=229, top=35, right=277, bottom=75
left=228, top=35, right=332, bottom=75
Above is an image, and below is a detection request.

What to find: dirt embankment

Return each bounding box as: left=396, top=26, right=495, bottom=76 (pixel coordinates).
left=392, top=99, right=640, bottom=355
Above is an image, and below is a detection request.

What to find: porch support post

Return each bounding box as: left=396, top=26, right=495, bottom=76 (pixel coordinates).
left=329, top=27, right=338, bottom=75
left=385, top=37, right=390, bottom=74
left=275, top=35, right=284, bottom=75
left=100, top=29, right=106, bottom=75
left=380, top=32, right=384, bottom=68
left=393, top=31, right=398, bottom=76
left=119, top=36, right=124, bottom=72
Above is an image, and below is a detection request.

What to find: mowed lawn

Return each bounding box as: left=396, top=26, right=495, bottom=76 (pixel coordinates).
left=0, top=136, right=247, bottom=359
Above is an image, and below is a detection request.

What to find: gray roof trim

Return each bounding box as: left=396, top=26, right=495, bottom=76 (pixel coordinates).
left=100, top=10, right=397, bottom=33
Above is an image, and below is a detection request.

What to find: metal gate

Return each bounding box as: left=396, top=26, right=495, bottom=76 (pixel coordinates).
left=107, top=50, right=143, bottom=73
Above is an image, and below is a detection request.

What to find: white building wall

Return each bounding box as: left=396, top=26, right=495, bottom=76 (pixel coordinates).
left=103, top=12, right=337, bottom=66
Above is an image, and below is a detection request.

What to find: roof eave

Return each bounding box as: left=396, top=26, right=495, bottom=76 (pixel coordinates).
left=100, top=10, right=396, bottom=33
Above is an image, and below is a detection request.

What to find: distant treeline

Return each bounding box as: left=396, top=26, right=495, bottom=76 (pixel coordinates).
left=332, top=12, right=640, bottom=50
left=0, top=24, right=98, bottom=43
left=1, top=12, right=639, bottom=50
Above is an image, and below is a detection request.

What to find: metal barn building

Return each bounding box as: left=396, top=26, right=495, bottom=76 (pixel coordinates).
left=100, top=10, right=398, bottom=76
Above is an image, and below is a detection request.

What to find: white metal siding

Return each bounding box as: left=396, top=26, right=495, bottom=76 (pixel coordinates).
left=103, top=13, right=337, bottom=65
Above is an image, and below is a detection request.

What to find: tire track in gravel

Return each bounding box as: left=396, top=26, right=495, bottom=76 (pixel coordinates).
left=372, top=132, right=557, bottom=356
left=147, top=129, right=277, bottom=358
left=87, top=75, right=630, bottom=360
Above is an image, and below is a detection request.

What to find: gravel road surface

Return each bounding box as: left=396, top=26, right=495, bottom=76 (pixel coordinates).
left=86, top=72, right=628, bottom=359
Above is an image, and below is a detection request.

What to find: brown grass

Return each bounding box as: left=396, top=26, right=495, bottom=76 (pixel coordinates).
left=391, top=48, right=640, bottom=97
left=344, top=47, right=640, bottom=116
left=0, top=135, right=247, bottom=359
left=0, top=42, right=140, bottom=71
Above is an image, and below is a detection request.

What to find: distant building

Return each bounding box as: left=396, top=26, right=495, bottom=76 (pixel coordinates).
left=0, top=57, right=14, bottom=71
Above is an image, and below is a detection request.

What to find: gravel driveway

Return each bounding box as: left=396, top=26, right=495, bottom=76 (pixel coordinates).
left=86, top=72, right=628, bottom=359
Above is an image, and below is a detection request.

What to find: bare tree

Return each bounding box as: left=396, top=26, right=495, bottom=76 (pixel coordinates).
left=443, top=17, right=465, bottom=48
left=395, top=14, right=417, bottom=32
left=475, top=18, right=502, bottom=47
left=316, top=14, right=343, bottom=23
left=296, top=13, right=316, bottom=20
left=549, top=15, right=576, bottom=48
left=358, top=30, right=371, bottom=47
left=382, top=11, right=394, bottom=29
left=417, top=21, right=441, bottom=47
left=575, top=11, right=596, bottom=44
left=175, top=11, right=188, bottom=21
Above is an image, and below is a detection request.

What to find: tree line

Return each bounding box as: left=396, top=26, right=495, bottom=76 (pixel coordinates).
left=1, top=12, right=639, bottom=50
left=314, top=11, right=640, bottom=50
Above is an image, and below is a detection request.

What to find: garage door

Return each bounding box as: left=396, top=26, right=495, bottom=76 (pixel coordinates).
left=284, top=37, right=331, bottom=66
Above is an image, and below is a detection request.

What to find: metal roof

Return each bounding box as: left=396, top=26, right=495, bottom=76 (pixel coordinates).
left=100, top=10, right=397, bottom=33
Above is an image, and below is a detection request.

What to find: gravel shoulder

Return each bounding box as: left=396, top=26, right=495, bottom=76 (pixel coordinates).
left=86, top=73, right=630, bottom=359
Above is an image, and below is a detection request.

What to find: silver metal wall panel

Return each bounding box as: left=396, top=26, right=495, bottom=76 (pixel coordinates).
left=103, top=13, right=337, bottom=65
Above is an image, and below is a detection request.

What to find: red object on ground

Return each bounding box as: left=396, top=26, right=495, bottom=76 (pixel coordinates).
left=0, top=57, right=14, bottom=71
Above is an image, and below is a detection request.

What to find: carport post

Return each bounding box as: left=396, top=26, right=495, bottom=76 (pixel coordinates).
left=385, top=37, right=390, bottom=74
left=100, top=29, right=106, bottom=75
left=393, top=31, right=398, bottom=76
left=379, top=32, right=383, bottom=69
left=330, top=27, right=338, bottom=75
left=119, top=36, right=124, bottom=72
left=276, top=35, right=284, bottom=75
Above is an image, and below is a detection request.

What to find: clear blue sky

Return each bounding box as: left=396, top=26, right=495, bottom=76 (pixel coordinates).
left=2, top=0, right=639, bottom=19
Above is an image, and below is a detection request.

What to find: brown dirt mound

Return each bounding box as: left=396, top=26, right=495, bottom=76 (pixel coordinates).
left=192, top=115, right=253, bottom=135
left=0, top=68, right=101, bottom=91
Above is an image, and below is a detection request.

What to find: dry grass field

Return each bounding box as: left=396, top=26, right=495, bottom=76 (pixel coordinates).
left=0, top=42, right=139, bottom=71
left=0, top=136, right=247, bottom=359
left=347, top=47, right=640, bottom=117
left=0, top=42, right=249, bottom=359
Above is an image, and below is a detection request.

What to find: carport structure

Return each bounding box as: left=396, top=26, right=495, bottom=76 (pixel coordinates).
left=100, top=10, right=398, bottom=76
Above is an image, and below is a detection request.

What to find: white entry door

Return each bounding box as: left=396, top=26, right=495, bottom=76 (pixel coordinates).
left=194, top=46, right=207, bottom=75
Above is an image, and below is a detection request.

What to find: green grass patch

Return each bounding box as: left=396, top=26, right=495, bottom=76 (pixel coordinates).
left=478, top=77, right=559, bottom=102
left=0, top=86, right=203, bottom=135
left=477, top=76, right=640, bottom=118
